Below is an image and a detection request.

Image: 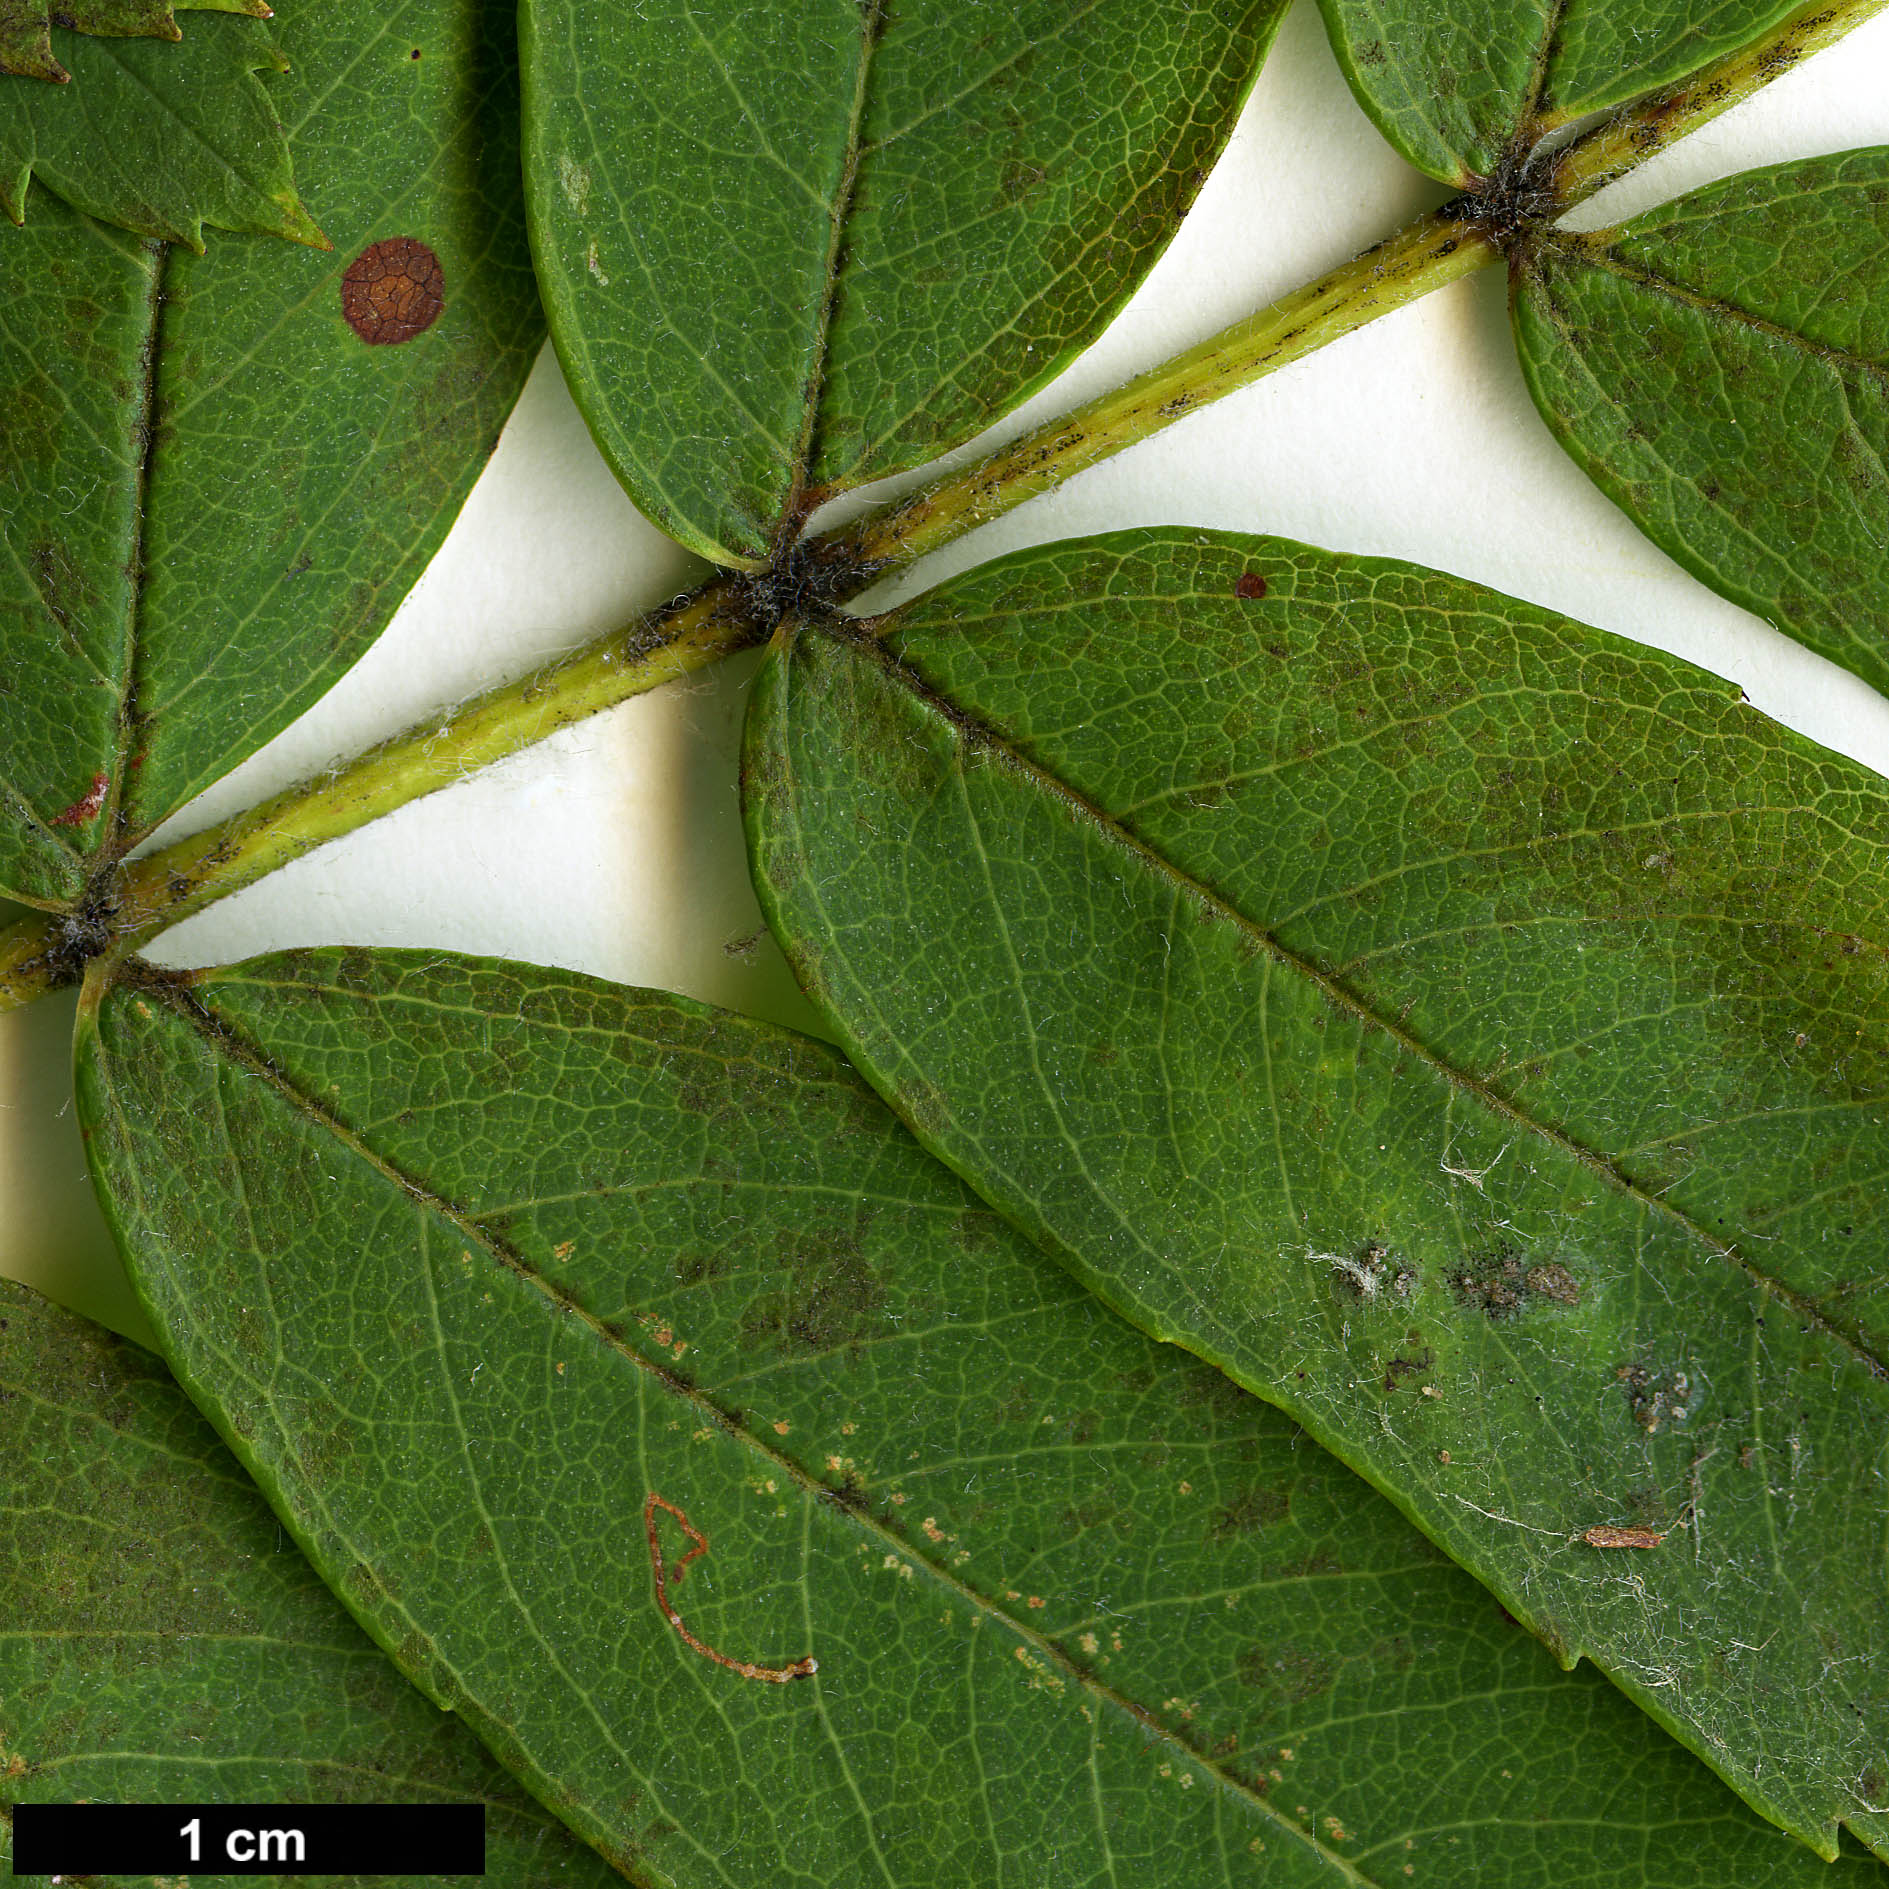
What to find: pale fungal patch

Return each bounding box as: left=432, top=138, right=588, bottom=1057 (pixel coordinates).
left=1011, top=1645, right=1065, bottom=1693
left=1320, top=1243, right=1388, bottom=1298
left=1440, top=1139, right=1510, bottom=1191
left=557, top=153, right=591, bottom=215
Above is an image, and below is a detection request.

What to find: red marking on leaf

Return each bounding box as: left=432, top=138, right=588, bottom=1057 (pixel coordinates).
left=644, top=1492, right=818, bottom=1683
left=1234, top=572, right=1267, bottom=600
left=50, top=772, right=108, bottom=827
left=341, top=237, right=445, bottom=346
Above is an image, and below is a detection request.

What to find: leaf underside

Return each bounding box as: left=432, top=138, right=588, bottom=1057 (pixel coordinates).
left=0, top=18, right=320, bottom=242
left=1515, top=149, right=1889, bottom=701
left=0, top=0, right=267, bottom=85
left=0, top=0, right=542, bottom=908
left=73, top=948, right=1889, bottom=1887
left=0, top=1277, right=628, bottom=1888
left=519, top=0, right=1285, bottom=568
left=742, top=528, right=1889, bottom=1863
left=1314, top=0, right=1801, bottom=183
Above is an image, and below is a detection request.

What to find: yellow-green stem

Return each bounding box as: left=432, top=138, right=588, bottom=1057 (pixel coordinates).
left=0, top=0, right=1879, bottom=1019
left=0, top=910, right=62, bottom=1011
left=829, top=207, right=1499, bottom=575
left=1550, top=0, right=1889, bottom=206
left=112, top=580, right=754, bottom=945
left=0, top=578, right=756, bottom=1016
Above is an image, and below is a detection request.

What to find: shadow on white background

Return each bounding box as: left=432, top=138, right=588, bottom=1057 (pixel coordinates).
left=7, top=0, right=1889, bottom=1337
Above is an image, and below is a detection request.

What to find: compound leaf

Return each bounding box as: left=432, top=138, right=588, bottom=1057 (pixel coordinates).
left=0, top=17, right=320, bottom=242
left=0, top=0, right=541, bottom=909
left=73, top=949, right=1889, bottom=1886
left=743, top=528, right=1889, bottom=1863
left=1314, top=0, right=1802, bottom=184
left=0, top=1276, right=630, bottom=1888
left=1515, top=149, right=1889, bottom=701
left=520, top=0, right=1283, bottom=568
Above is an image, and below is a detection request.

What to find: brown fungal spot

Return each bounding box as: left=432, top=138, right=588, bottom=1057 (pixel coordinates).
left=1208, top=1483, right=1289, bottom=1540
left=1523, top=1263, right=1579, bottom=1305
left=342, top=237, right=445, bottom=345
left=1454, top=1245, right=1580, bottom=1318
left=50, top=771, right=108, bottom=827
left=1581, top=1524, right=1665, bottom=1550
left=1382, top=1347, right=1434, bottom=1392
left=1236, top=1646, right=1335, bottom=1706
left=1235, top=571, right=1268, bottom=600
left=1616, top=1363, right=1691, bottom=1433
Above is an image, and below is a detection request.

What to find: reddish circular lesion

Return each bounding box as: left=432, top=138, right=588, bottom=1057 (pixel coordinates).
left=341, top=237, right=445, bottom=345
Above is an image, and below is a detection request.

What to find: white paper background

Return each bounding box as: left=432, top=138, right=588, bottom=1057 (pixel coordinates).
left=8, top=0, right=1889, bottom=1346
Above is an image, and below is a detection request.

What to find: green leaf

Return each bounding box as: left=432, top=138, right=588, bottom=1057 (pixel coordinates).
left=73, top=949, right=1889, bottom=1886
left=0, top=18, right=322, bottom=242
left=742, top=528, right=1889, bottom=1863
left=0, top=0, right=542, bottom=908
left=1314, top=0, right=1801, bottom=184
left=519, top=0, right=1283, bottom=568
left=0, top=0, right=270, bottom=87
left=1513, top=149, right=1889, bottom=699
left=0, top=1276, right=629, bottom=1888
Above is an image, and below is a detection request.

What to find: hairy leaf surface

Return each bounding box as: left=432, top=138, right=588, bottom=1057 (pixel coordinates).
left=1515, top=150, right=1889, bottom=699
left=0, top=17, right=319, bottom=240
left=520, top=0, right=1282, bottom=567
left=1315, top=0, right=1800, bottom=183
left=743, top=529, right=1889, bottom=1862
left=0, top=0, right=541, bottom=909
left=0, top=1277, right=628, bottom=1887
left=75, top=949, right=1886, bottom=1886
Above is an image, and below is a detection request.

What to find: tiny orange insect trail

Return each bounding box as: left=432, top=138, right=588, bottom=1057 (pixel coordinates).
left=1580, top=1524, right=1666, bottom=1550
left=643, top=1492, right=818, bottom=1683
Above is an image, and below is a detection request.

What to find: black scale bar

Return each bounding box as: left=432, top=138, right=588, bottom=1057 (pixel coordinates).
left=10, top=1802, right=485, bottom=1876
